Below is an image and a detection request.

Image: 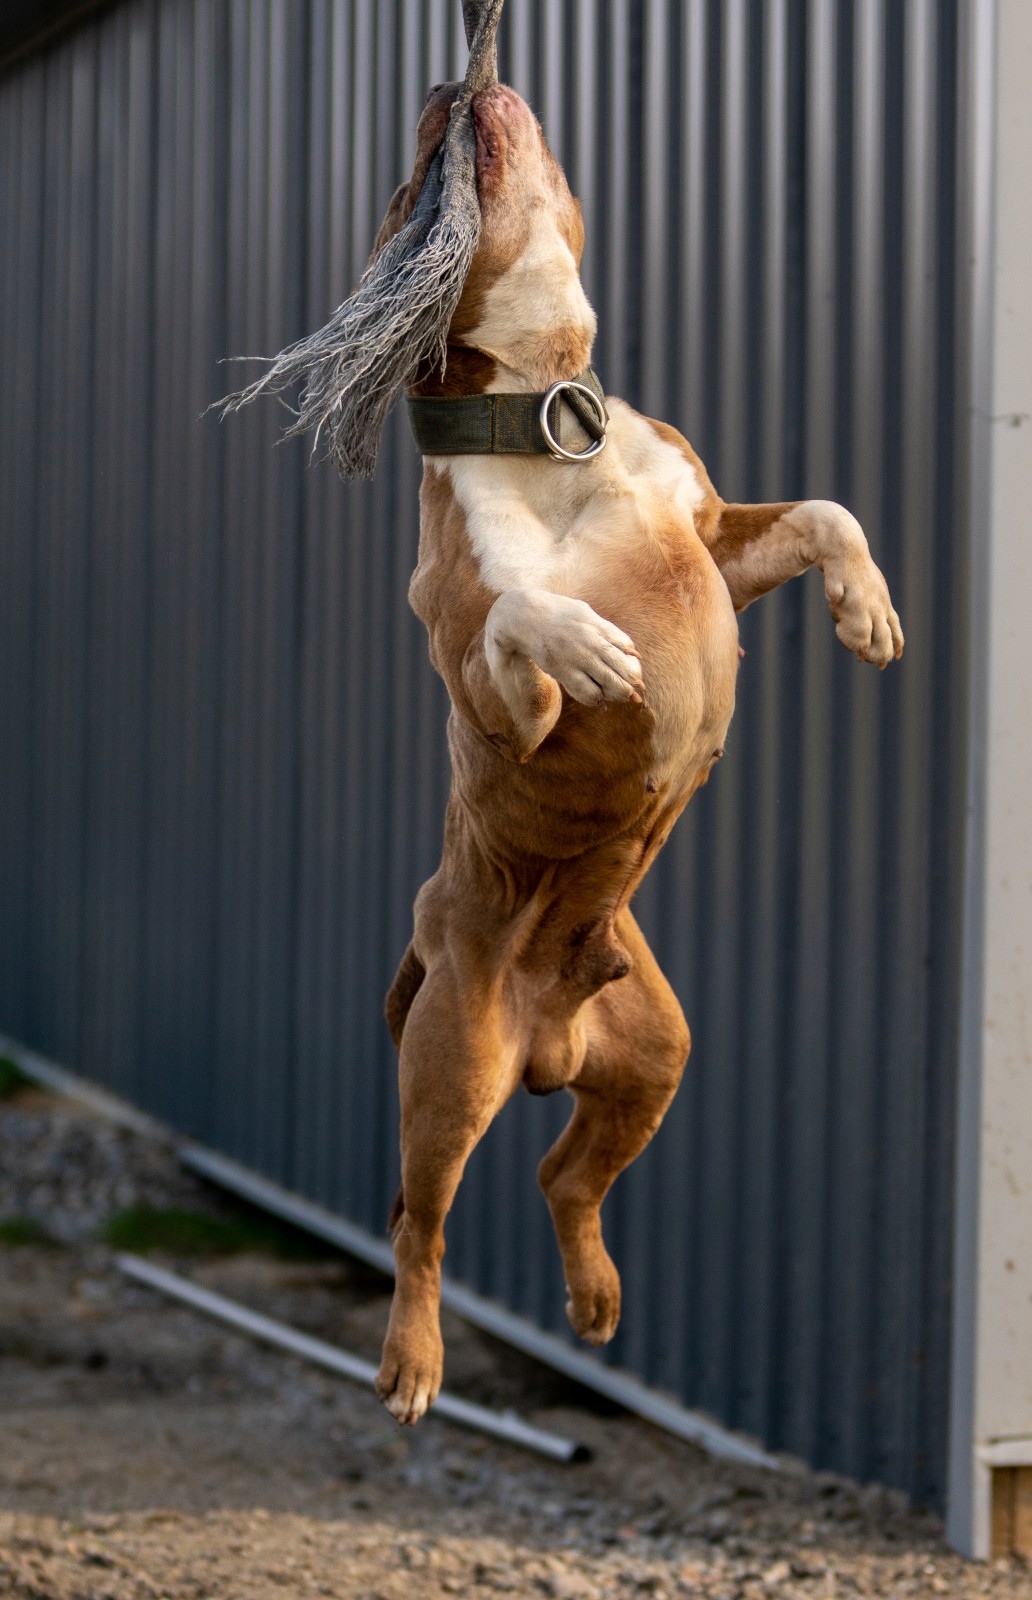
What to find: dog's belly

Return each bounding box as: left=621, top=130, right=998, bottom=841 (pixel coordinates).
left=450, top=583, right=737, bottom=862
left=592, top=555, right=741, bottom=796
left=455, top=545, right=739, bottom=845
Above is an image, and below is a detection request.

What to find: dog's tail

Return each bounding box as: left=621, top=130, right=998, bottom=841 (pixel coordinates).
left=387, top=1185, right=406, bottom=1234
left=384, top=943, right=427, bottom=1236
left=384, top=941, right=426, bottom=1050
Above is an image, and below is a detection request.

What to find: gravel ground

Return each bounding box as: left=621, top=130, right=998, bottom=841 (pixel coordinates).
left=0, top=1091, right=213, bottom=1243
left=1, top=1079, right=1029, bottom=1600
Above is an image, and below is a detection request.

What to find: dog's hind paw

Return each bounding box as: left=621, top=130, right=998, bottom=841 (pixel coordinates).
left=375, top=1325, right=444, bottom=1425
left=564, top=1257, right=622, bottom=1347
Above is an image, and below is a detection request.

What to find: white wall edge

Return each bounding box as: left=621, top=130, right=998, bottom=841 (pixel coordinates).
left=978, top=1437, right=1032, bottom=1469
left=946, top=0, right=998, bottom=1557
left=948, top=0, right=1032, bottom=1561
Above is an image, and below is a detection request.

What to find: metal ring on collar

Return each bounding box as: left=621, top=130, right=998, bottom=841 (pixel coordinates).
left=539, top=381, right=608, bottom=462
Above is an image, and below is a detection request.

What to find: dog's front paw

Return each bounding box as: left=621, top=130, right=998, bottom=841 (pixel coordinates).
left=823, top=554, right=904, bottom=669
left=375, top=1313, right=444, bottom=1425
left=486, top=587, right=644, bottom=707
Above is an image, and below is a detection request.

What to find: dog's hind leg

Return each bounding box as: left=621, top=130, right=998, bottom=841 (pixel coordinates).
left=537, top=910, right=690, bottom=1346
left=376, top=958, right=516, bottom=1423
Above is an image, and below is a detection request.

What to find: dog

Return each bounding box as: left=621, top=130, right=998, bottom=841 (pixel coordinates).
left=373, top=82, right=903, bottom=1425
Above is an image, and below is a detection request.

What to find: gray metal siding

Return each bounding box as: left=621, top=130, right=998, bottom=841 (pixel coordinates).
left=0, top=0, right=975, bottom=1505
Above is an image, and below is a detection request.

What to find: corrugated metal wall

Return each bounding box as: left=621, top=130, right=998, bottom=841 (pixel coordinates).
left=0, top=0, right=974, bottom=1504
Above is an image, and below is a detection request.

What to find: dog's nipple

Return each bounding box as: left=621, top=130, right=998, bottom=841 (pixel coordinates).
left=645, top=775, right=659, bottom=794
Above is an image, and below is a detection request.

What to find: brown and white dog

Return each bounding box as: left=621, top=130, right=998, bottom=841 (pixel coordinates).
left=373, top=82, right=903, bottom=1425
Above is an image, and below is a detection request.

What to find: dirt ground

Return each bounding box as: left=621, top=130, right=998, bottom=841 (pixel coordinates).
left=0, top=1084, right=1029, bottom=1600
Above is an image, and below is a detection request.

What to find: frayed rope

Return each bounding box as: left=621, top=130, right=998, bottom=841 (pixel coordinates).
left=211, top=0, right=502, bottom=481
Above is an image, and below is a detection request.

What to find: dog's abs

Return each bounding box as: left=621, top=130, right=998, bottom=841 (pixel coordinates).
left=416, top=804, right=665, bottom=1094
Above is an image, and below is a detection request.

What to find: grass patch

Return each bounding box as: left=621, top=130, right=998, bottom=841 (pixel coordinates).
left=0, top=1215, right=56, bottom=1247
left=0, top=1057, right=30, bottom=1100
left=100, top=1203, right=332, bottom=1260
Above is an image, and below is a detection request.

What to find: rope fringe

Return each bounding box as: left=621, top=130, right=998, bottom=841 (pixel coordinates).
left=212, top=0, right=503, bottom=481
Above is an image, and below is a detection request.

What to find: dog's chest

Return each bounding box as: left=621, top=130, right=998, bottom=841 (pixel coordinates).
left=440, top=400, right=709, bottom=595
left=438, top=401, right=739, bottom=789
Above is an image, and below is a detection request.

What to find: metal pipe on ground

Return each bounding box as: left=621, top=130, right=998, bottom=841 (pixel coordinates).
left=115, top=1253, right=589, bottom=1465
left=0, top=1035, right=781, bottom=1473
left=180, top=1141, right=783, bottom=1471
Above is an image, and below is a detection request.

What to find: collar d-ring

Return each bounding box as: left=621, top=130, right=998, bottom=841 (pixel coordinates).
left=539, top=380, right=608, bottom=462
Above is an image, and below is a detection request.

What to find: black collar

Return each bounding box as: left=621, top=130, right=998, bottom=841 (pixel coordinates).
left=407, top=368, right=608, bottom=460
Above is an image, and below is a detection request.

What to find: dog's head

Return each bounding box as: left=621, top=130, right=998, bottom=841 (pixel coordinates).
left=377, top=83, right=597, bottom=394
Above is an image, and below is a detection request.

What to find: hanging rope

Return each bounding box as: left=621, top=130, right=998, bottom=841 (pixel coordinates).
left=214, top=0, right=505, bottom=481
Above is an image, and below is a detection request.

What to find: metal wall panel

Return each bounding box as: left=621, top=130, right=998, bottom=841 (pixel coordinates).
left=0, top=0, right=974, bottom=1505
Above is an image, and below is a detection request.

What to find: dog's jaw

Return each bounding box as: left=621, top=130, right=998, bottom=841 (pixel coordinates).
left=462, top=221, right=597, bottom=392
left=392, top=82, right=597, bottom=397
left=457, top=85, right=597, bottom=391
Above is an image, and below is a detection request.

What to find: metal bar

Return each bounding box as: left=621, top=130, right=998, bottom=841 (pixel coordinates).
left=115, top=1252, right=586, bottom=1465
left=0, top=1033, right=168, bottom=1138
